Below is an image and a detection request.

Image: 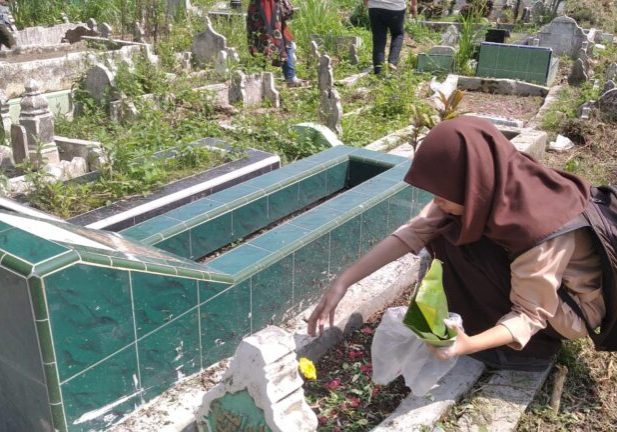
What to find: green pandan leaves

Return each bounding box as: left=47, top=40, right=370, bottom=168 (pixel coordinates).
left=403, top=259, right=457, bottom=347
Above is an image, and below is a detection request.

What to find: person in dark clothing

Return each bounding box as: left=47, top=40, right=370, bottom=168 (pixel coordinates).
left=0, top=0, right=15, bottom=50
left=308, top=117, right=604, bottom=371
left=366, top=0, right=417, bottom=74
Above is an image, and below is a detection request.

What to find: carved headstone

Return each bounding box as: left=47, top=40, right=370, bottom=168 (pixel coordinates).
left=567, top=58, right=588, bottom=86
left=537, top=16, right=588, bottom=58
left=599, top=88, right=617, bottom=119
left=10, top=124, right=28, bottom=165
left=529, top=37, right=540, bottom=47
left=215, top=50, right=229, bottom=76
left=86, top=18, right=98, bottom=32
left=606, top=63, right=617, bottom=81
left=349, top=41, right=359, bottom=65
left=319, top=88, right=343, bottom=135
left=84, top=64, right=116, bottom=105
left=522, top=7, right=531, bottom=23
left=318, top=54, right=334, bottom=93
left=16, top=80, right=60, bottom=165
left=191, top=16, right=228, bottom=67
left=226, top=47, right=240, bottom=63
left=229, top=72, right=280, bottom=108
left=309, top=40, right=320, bottom=60
left=133, top=21, right=146, bottom=43
left=604, top=80, right=616, bottom=93
left=229, top=70, right=247, bottom=106
left=261, top=72, right=280, bottom=109
left=197, top=326, right=318, bottom=432
left=100, top=22, right=112, bottom=39
left=577, top=48, right=589, bottom=70
left=0, top=90, right=10, bottom=145
left=441, top=25, right=459, bottom=47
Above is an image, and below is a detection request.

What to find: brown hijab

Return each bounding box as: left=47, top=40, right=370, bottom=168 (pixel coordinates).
left=405, top=117, right=591, bottom=254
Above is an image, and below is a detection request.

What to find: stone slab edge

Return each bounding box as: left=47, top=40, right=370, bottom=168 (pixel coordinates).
left=455, top=366, right=552, bottom=432
left=456, top=75, right=550, bottom=97
left=371, top=356, right=486, bottom=432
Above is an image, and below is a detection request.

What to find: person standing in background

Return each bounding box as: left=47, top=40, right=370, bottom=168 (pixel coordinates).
left=247, top=0, right=306, bottom=87
left=0, top=0, right=15, bottom=50
left=366, top=0, right=416, bottom=74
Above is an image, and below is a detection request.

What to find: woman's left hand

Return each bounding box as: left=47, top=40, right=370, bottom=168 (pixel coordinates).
left=428, top=321, right=473, bottom=361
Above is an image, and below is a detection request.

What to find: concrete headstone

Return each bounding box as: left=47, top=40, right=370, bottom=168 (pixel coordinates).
left=537, top=16, right=588, bottom=58
left=604, top=80, right=616, bottom=93
left=18, top=80, right=59, bottom=165
left=309, top=40, right=320, bottom=60
left=349, top=41, right=359, bottom=65
left=261, top=72, right=280, bottom=109
left=84, top=64, right=116, bottom=105
left=318, top=54, right=334, bottom=93
left=100, top=22, right=112, bottom=38
left=429, top=45, right=457, bottom=56
left=441, top=25, right=459, bottom=47
left=86, top=18, right=97, bottom=32
left=191, top=17, right=228, bottom=67
left=567, top=58, right=588, bottom=86
left=319, top=88, right=343, bottom=135
left=133, top=21, right=146, bottom=43
left=10, top=124, right=28, bottom=165
left=63, top=25, right=98, bottom=43
left=606, top=63, right=617, bottom=81
left=599, top=88, right=617, bottom=118
left=215, top=50, right=229, bottom=76
left=197, top=326, right=318, bottom=432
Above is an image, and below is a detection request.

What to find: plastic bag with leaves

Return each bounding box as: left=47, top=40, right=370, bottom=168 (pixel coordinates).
left=371, top=259, right=462, bottom=395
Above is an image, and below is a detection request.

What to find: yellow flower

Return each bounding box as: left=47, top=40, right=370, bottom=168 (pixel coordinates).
left=298, top=357, right=317, bottom=380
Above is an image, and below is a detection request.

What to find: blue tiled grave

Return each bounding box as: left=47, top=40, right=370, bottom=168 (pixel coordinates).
left=476, top=42, right=560, bottom=86
left=0, top=146, right=431, bottom=431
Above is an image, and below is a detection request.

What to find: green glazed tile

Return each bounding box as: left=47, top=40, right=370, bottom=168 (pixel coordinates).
left=353, top=176, right=399, bottom=197
left=361, top=202, right=391, bottom=254
left=45, top=264, right=134, bottom=381
left=164, top=198, right=223, bottom=223
left=329, top=217, right=362, bottom=275
left=120, top=215, right=183, bottom=242
left=205, top=244, right=271, bottom=278
left=132, top=272, right=198, bottom=337
left=50, top=402, right=67, bottom=432
left=267, top=182, right=301, bottom=222
left=297, top=171, right=329, bottom=209
left=207, top=183, right=263, bottom=206
left=245, top=168, right=298, bottom=190
left=190, top=212, right=234, bottom=260
left=155, top=229, right=192, bottom=259
left=233, top=196, right=269, bottom=239
left=251, top=255, right=295, bottom=330
left=293, top=236, right=331, bottom=312
left=0, top=228, right=68, bottom=264
left=388, top=187, right=414, bottom=231
left=43, top=363, right=61, bottom=403
left=110, top=257, right=148, bottom=271
left=60, top=345, right=139, bottom=432
left=77, top=250, right=112, bottom=267
left=1, top=254, right=33, bottom=276
left=31, top=251, right=81, bottom=278
left=144, top=262, right=177, bottom=277
left=325, top=162, right=349, bottom=195
left=323, top=190, right=371, bottom=213
left=201, top=281, right=251, bottom=368
left=304, top=145, right=354, bottom=163
left=289, top=206, right=346, bottom=231
left=199, top=281, right=231, bottom=305
left=137, top=310, right=200, bottom=401
left=29, top=277, right=48, bottom=320
left=350, top=148, right=405, bottom=165
left=36, top=319, right=55, bottom=364
left=249, top=223, right=310, bottom=252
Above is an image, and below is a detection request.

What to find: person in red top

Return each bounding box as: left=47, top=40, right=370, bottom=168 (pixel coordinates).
left=246, top=0, right=305, bottom=86
left=308, top=117, right=604, bottom=371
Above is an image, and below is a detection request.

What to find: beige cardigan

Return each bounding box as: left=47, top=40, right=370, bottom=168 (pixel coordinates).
left=392, top=202, right=605, bottom=350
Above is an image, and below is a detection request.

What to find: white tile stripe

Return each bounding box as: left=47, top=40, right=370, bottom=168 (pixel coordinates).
left=85, top=155, right=280, bottom=230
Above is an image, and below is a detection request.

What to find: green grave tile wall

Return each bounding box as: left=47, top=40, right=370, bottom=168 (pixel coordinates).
left=251, top=254, right=295, bottom=329
left=476, top=42, right=552, bottom=85
left=416, top=53, right=455, bottom=73
left=0, top=267, right=54, bottom=432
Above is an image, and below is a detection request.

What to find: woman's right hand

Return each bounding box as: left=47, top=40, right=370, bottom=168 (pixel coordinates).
left=307, top=281, right=348, bottom=337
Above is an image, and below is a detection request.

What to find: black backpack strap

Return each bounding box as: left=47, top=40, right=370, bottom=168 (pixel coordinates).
left=557, top=286, right=596, bottom=336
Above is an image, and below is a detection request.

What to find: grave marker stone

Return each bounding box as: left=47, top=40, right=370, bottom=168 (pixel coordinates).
left=197, top=326, right=318, bottom=432
left=522, top=7, right=531, bottom=22
left=606, top=62, right=617, bottom=81
left=604, top=80, right=616, bottom=93
left=84, top=63, right=116, bottom=104
left=349, top=41, right=359, bottom=65
left=134, top=21, right=146, bottom=43
left=215, top=49, right=229, bottom=76
left=567, top=58, right=588, bottom=86
left=229, top=71, right=280, bottom=108
left=318, top=54, right=334, bottom=93
left=16, top=80, right=60, bottom=165
left=0, top=90, right=10, bottom=145
left=319, top=88, right=343, bottom=135
left=86, top=18, right=98, bottom=32
left=309, top=40, right=320, bottom=60
left=10, top=124, right=28, bottom=165
left=63, top=24, right=99, bottom=43
left=191, top=16, right=228, bottom=66
left=100, top=22, right=112, bottom=38
left=537, top=16, right=588, bottom=58
left=599, top=88, right=617, bottom=119
left=441, top=25, right=459, bottom=47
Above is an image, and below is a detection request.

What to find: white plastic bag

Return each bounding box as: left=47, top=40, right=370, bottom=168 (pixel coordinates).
left=371, top=306, right=460, bottom=396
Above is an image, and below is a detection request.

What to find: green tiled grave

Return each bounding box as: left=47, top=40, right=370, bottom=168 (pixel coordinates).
left=0, top=146, right=434, bottom=431
left=416, top=53, right=455, bottom=73
left=476, top=42, right=560, bottom=86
